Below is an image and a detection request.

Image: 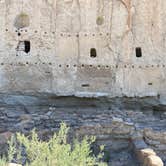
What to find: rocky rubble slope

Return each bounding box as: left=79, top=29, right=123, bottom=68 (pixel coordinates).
left=0, top=94, right=165, bottom=166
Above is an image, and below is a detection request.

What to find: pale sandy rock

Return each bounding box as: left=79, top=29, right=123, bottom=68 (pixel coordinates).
left=144, top=129, right=166, bottom=144
left=19, top=114, right=32, bottom=121
left=140, top=149, right=156, bottom=157
left=112, top=117, right=124, bottom=123
left=0, top=0, right=165, bottom=98
left=136, top=148, right=156, bottom=162
left=8, top=163, right=22, bottom=166
left=144, top=155, right=164, bottom=166
left=135, top=148, right=164, bottom=166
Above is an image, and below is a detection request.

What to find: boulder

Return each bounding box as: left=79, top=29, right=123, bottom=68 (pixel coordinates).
left=140, top=149, right=156, bottom=157
left=144, top=155, right=164, bottom=166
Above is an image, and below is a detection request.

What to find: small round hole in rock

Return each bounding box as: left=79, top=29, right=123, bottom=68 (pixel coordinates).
left=18, top=32, right=21, bottom=36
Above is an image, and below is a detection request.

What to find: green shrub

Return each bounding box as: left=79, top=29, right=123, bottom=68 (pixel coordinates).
left=0, top=123, right=107, bottom=166
left=0, top=157, right=7, bottom=166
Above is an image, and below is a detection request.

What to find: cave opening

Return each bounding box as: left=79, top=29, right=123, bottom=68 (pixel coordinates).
left=90, top=48, right=97, bottom=58
left=136, top=47, right=142, bottom=58
left=24, top=41, right=31, bottom=53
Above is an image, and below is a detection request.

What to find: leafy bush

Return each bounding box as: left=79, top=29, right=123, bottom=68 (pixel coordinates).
left=0, top=157, right=7, bottom=166
left=0, top=123, right=107, bottom=166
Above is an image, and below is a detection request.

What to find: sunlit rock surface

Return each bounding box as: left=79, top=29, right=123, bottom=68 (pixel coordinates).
left=0, top=0, right=166, bottom=165
left=0, top=0, right=166, bottom=98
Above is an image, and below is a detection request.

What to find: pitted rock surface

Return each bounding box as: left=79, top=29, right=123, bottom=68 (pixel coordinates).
left=0, top=94, right=165, bottom=165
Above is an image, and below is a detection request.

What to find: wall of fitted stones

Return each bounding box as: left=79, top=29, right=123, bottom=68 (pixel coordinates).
left=0, top=0, right=166, bottom=97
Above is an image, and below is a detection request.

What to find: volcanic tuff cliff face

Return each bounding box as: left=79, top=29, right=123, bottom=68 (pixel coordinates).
left=0, top=0, right=166, bottom=98
left=0, top=1, right=165, bottom=166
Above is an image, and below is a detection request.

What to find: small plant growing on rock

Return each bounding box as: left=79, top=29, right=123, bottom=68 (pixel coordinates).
left=0, top=123, right=107, bottom=166
left=0, top=157, right=7, bottom=166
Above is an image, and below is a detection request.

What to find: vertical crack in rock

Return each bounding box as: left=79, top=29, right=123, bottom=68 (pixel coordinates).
left=120, top=0, right=132, bottom=38
left=71, top=0, right=81, bottom=32
left=121, top=0, right=131, bottom=28
left=105, top=0, right=117, bottom=63
left=46, top=0, right=57, bottom=31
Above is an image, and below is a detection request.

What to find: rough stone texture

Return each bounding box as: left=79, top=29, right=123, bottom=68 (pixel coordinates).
left=144, top=155, right=164, bottom=166
left=135, top=148, right=164, bottom=166
left=0, top=1, right=165, bottom=165
left=0, top=0, right=166, bottom=98
left=0, top=94, right=165, bottom=165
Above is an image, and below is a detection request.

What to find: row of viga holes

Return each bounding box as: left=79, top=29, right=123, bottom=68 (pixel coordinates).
left=0, top=63, right=165, bottom=68
left=5, top=29, right=143, bottom=58
left=5, top=29, right=110, bottom=37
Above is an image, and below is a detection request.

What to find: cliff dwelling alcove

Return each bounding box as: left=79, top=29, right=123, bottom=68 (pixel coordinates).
left=90, top=48, right=97, bottom=58
left=14, top=13, right=30, bottom=29
left=24, top=41, right=31, bottom=53
left=16, top=41, right=31, bottom=54
left=136, top=47, right=142, bottom=58
left=0, top=0, right=165, bottom=165
left=96, top=16, right=104, bottom=25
